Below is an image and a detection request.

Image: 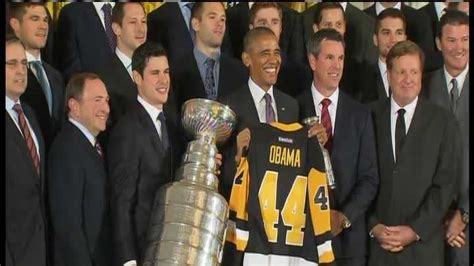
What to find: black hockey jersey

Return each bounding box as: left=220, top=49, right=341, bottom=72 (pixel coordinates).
left=223, top=122, right=334, bottom=265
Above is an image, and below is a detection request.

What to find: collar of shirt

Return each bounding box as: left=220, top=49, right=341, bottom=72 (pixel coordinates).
left=248, top=2, right=255, bottom=9
left=310, top=82, right=339, bottom=134
left=115, top=47, right=133, bottom=78
left=434, top=2, right=447, bottom=21
left=69, top=118, right=97, bottom=146
left=248, top=77, right=277, bottom=122
left=443, top=64, right=469, bottom=94
left=93, top=2, right=116, bottom=29
left=340, top=2, right=347, bottom=12
left=378, top=57, right=389, bottom=96
left=179, top=2, right=193, bottom=30
left=390, top=95, right=417, bottom=130
left=5, top=95, right=18, bottom=114
left=375, top=2, right=401, bottom=16
left=137, top=95, right=163, bottom=124
left=26, top=50, right=41, bottom=63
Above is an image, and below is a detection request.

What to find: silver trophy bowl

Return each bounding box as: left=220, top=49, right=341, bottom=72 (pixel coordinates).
left=143, top=99, right=236, bottom=266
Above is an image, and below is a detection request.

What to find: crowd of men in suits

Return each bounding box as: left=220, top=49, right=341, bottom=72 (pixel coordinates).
left=5, top=2, right=469, bottom=266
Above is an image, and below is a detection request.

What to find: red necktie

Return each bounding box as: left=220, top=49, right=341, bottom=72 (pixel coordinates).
left=13, top=103, right=40, bottom=176
left=320, top=98, right=333, bottom=152
left=95, top=141, right=104, bottom=159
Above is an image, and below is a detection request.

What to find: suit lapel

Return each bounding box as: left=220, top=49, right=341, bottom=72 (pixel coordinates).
left=85, top=3, right=111, bottom=49
left=299, top=89, right=317, bottom=119
left=218, top=55, right=230, bottom=99
left=375, top=65, right=387, bottom=99
left=377, top=99, right=395, bottom=168
left=136, top=103, right=163, bottom=154
left=273, top=89, right=291, bottom=122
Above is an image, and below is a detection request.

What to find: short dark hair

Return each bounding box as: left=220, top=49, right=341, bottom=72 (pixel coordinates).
left=65, top=73, right=101, bottom=114
left=112, top=2, right=145, bottom=27
left=132, top=41, right=167, bottom=77
left=6, top=32, right=24, bottom=47
left=313, top=3, right=346, bottom=25
left=9, top=3, right=48, bottom=21
left=306, top=28, right=345, bottom=56
left=437, top=10, right=469, bottom=38
left=243, top=26, right=276, bottom=53
left=249, top=3, right=282, bottom=25
left=191, top=2, right=225, bottom=21
left=386, top=40, right=425, bottom=72
left=375, top=8, right=406, bottom=35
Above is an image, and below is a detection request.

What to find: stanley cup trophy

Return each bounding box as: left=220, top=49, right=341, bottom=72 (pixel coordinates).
left=301, top=116, right=336, bottom=190
left=143, top=98, right=237, bottom=266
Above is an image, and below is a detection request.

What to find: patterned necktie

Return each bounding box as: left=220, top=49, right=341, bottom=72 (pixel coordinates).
left=95, top=141, right=104, bottom=159
left=13, top=103, right=40, bottom=176
left=184, top=2, right=196, bottom=43
left=395, top=108, right=406, bottom=161
left=102, top=3, right=116, bottom=52
left=158, top=112, right=169, bottom=150
left=450, top=78, right=459, bottom=112
left=320, top=98, right=333, bottom=152
left=204, top=58, right=217, bottom=100
left=29, top=61, right=53, bottom=115
left=263, top=93, right=275, bottom=124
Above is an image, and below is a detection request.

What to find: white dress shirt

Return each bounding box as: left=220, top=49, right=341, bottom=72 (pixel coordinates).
left=26, top=51, right=52, bottom=94
left=378, top=58, right=390, bottom=97
left=444, top=64, right=469, bottom=95
left=137, top=95, right=164, bottom=138
left=6, top=96, right=41, bottom=160
left=92, top=2, right=116, bottom=29
left=248, top=78, right=278, bottom=123
left=310, top=82, right=339, bottom=135
left=69, top=118, right=97, bottom=147
left=390, top=96, right=417, bottom=161
left=434, top=2, right=447, bottom=21
left=115, top=47, right=133, bottom=79
left=375, top=2, right=401, bottom=16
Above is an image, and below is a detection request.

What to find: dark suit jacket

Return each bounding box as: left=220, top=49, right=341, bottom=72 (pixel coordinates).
left=276, top=52, right=312, bottom=97
left=298, top=89, right=379, bottom=258
left=226, top=3, right=305, bottom=63
left=171, top=51, right=248, bottom=108
left=48, top=121, right=112, bottom=266
left=54, top=3, right=115, bottom=81
left=147, top=3, right=233, bottom=69
left=98, top=54, right=137, bottom=129
left=368, top=98, right=461, bottom=266
left=6, top=104, right=47, bottom=266
left=364, top=4, right=434, bottom=56
left=358, top=62, right=389, bottom=103
left=220, top=84, right=299, bottom=200
left=419, top=3, right=444, bottom=72
left=303, top=3, right=378, bottom=65
left=21, top=61, right=65, bottom=150
left=107, top=100, right=185, bottom=265
left=423, top=68, right=469, bottom=212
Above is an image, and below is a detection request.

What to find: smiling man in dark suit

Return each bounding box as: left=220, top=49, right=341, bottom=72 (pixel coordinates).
left=48, top=73, right=112, bottom=266
left=98, top=3, right=147, bottom=149
left=171, top=2, right=248, bottom=109
left=107, top=42, right=184, bottom=266
left=6, top=34, right=48, bottom=266
left=422, top=10, right=469, bottom=266
left=297, top=28, right=379, bottom=266
left=9, top=3, right=65, bottom=150
left=368, top=40, right=461, bottom=266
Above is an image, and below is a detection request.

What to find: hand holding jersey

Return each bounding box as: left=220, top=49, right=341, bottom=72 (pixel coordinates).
left=224, top=122, right=335, bottom=266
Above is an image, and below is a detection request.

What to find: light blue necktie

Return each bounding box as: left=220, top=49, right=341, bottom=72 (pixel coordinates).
left=29, top=61, right=53, bottom=115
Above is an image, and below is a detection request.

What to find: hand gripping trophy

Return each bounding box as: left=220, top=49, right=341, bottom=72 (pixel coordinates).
left=143, top=99, right=237, bottom=266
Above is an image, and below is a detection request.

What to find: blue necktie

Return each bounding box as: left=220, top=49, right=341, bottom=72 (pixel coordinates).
left=102, top=3, right=116, bottom=52
left=204, top=58, right=217, bottom=100
left=29, top=61, right=53, bottom=115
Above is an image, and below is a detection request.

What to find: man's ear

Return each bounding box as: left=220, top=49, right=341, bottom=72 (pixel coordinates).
left=191, top=17, right=200, bottom=32
left=312, top=23, right=319, bottom=33
left=249, top=23, right=254, bottom=30
left=435, top=37, right=442, bottom=52
left=112, top=22, right=121, bottom=37
left=132, top=70, right=141, bottom=84
left=308, top=54, right=317, bottom=72
left=9, top=17, right=21, bottom=34
left=242, top=52, right=251, bottom=67
left=373, top=33, right=378, bottom=48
